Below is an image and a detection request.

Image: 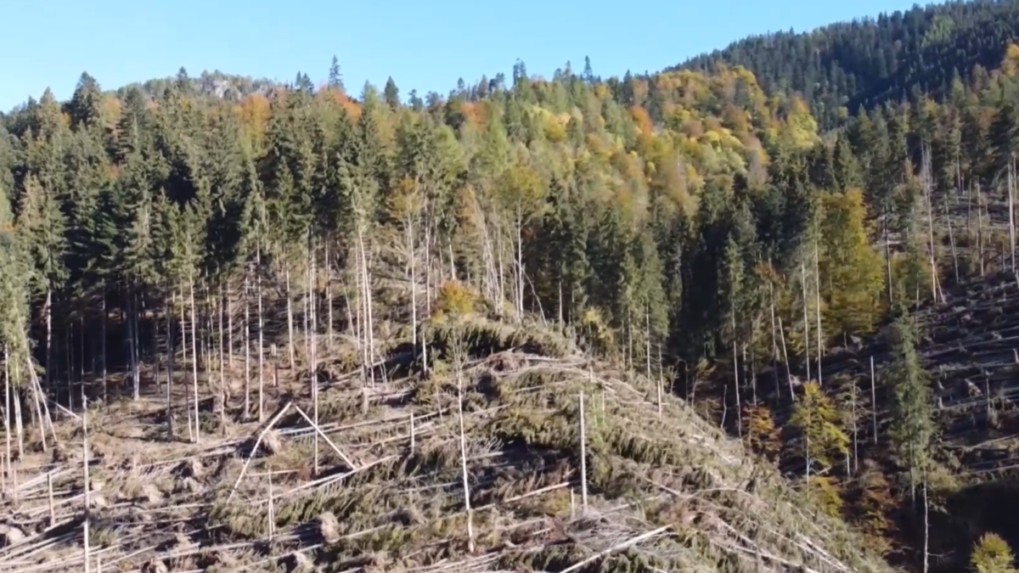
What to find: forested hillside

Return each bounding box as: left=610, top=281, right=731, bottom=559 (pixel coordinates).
left=678, top=0, right=1019, bottom=127
left=4, top=0, right=1019, bottom=571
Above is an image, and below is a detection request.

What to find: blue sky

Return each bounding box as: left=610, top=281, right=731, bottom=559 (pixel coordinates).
left=1, top=0, right=922, bottom=111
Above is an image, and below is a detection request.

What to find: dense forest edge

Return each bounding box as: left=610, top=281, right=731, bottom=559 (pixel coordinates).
left=7, top=0, right=1019, bottom=571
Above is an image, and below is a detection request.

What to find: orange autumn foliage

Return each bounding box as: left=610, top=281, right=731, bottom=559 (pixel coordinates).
left=320, top=88, right=362, bottom=121
left=237, top=94, right=270, bottom=151
left=460, top=102, right=486, bottom=128
left=629, top=105, right=653, bottom=136
left=630, top=78, right=650, bottom=105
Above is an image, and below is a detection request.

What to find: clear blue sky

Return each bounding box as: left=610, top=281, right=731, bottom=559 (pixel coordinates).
left=1, top=0, right=922, bottom=111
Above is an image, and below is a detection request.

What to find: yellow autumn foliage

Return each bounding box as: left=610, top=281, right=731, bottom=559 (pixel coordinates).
left=434, top=281, right=478, bottom=323
left=1003, top=43, right=1019, bottom=78
left=971, top=533, right=1018, bottom=573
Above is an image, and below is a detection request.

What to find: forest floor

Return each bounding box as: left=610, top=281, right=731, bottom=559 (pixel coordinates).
left=0, top=315, right=891, bottom=573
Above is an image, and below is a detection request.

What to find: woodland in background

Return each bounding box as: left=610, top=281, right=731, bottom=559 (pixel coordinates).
left=7, top=1, right=1019, bottom=570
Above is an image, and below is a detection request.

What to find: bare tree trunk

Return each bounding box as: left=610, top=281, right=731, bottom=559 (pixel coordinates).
left=967, top=173, right=973, bottom=237
left=496, top=232, right=505, bottom=313
left=129, top=291, right=140, bottom=401
left=4, top=346, right=12, bottom=490
left=643, top=310, right=651, bottom=382
left=923, top=466, right=930, bottom=573
left=286, top=265, right=296, bottom=370
left=100, top=293, right=107, bottom=404
left=303, top=244, right=311, bottom=365
left=227, top=277, right=234, bottom=368
left=66, top=324, right=73, bottom=409
left=579, top=385, right=589, bottom=513
left=801, top=261, right=811, bottom=382
left=977, top=183, right=986, bottom=277
left=454, top=337, right=474, bottom=553
left=82, top=408, right=90, bottom=573
left=626, top=313, right=633, bottom=373
left=657, top=340, right=665, bottom=418
left=425, top=221, right=433, bottom=317
left=326, top=241, right=334, bottom=350
left=870, top=355, right=878, bottom=445
left=25, top=352, right=50, bottom=452
left=79, top=315, right=84, bottom=392
left=516, top=214, right=525, bottom=320
left=179, top=289, right=192, bottom=443
left=268, top=470, right=275, bottom=540
left=189, top=272, right=200, bottom=445
left=218, top=285, right=226, bottom=435
left=749, top=323, right=757, bottom=405
left=777, top=316, right=794, bottom=402
left=1010, top=153, right=1016, bottom=272
left=769, top=278, right=780, bottom=402
left=814, top=238, right=823, bottom=385
left=166, top=294, right=175, bottom=439
left=883, top=216, right=894, bottom=305
left=922, top=144, right=941, bottom=303
left=851, top=376, right=858, bottom=474
left=945, top=190, right=960, bottom=284
left=357, top=225, right=376, bottom=387
left=45, top=289, right=52, bottom=395
left=557, top=277, right=564, bottom=327
left=257, top=244, right=265, bottom=422
left=408, top=217, right=418, bottom=349
left=805, top=416, right=811, bottom=479
left=311, top=241, right=320, bottom=475
left=244, top=270, right=251, bottom=421
left=13, top=361, right=23, bottom=460
left=472, top=199, right=499, bottom=307
left=732, top=313, right=742, bottom=440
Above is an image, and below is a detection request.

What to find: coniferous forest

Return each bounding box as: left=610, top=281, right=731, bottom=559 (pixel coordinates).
left=10, top=1, right=1019, bottom=571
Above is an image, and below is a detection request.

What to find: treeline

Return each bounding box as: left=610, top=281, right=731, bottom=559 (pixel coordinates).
left=0, top=61, right=886, bottom=409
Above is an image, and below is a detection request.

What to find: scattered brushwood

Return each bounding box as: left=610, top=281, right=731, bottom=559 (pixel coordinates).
left=0, top=317, right=892, bottom=572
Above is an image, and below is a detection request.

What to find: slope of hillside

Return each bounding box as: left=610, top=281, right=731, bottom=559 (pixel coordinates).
left=676, top=0, right=1019, bottom=124
left=821, top=270, right=1019, bottom=471
left=0, top=314, right=892, bottom=573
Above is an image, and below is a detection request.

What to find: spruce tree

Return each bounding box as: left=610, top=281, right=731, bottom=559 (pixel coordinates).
left=888, top=310, right=935, bottom=504
left=328, top=56, right=344, bottom=92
